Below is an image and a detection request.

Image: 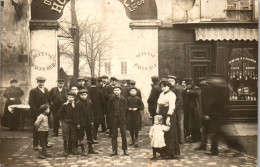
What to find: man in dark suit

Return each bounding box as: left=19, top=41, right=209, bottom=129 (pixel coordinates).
left=77, top=77, right=87, bottom=91
left=49, top=79, right=68, bottom=137
left=147, top=76, right=161, bottom=123
left=168, top=75, right=185, bottom=144
left=29, top=77, right=50, bottom=150
left=88, top=78, right=105, bottom=140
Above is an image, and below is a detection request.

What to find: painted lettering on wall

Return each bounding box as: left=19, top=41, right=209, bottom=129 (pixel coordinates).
left=30, top=50, right=56, bottom=71
left=123, top=0, right=145, bottom=12
left=134, top=52, right=157, bottom=71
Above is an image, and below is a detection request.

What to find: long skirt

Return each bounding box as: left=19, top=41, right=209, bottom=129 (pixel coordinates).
left=2, top=99, right=21, bottom=129
left=126, top=110, right=142, bottom=131
left=159, top=105, right=180, bottom=156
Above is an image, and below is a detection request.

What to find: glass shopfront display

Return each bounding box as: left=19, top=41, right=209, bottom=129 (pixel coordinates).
left=228, top=47, right=258, bottom=101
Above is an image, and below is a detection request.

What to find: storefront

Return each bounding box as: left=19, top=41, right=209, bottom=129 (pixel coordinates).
left=158, top=23, right=258, bottom=121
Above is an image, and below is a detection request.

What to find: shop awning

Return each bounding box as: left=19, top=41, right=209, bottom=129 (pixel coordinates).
left=195, top=28, right=258, bottom=41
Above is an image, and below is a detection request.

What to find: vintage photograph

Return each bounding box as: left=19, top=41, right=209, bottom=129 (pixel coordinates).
left=0, top=0, right=258, bottom=166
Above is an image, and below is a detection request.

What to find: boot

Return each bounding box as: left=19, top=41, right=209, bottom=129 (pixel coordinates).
left=194, top=144, right=207, bottom=150
left=123, top=150, right=129, bottom=156
left=42, top=146, right=52, bottom=157
left=80, top=144, right=88, bottom=156
left=109, top=150, right=118, bottom=156
left=38, top=149, right=45, bottom=159
left=129, top=139, right=135, bottom=146
left=72, top=141, right=80, bottom=155
left=63, top=141, right=68, bottom=157
left=88, top=144, right=98, bottom=154
left=134, top=138, right=138, bottom=148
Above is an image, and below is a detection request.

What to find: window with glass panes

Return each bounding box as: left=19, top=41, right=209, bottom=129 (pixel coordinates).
left=105, top=62, right=111, bottom=75
left=121, top=62, right=127, bottom=74
left=228, top=47, right=258, bottom=101
left=226, top=0, right=253, bottom=21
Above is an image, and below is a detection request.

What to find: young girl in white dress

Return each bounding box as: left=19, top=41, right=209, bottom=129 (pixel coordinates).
left=149, top=115, right=170, bottom=160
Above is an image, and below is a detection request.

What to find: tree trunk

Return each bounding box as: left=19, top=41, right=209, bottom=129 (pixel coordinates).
left=71, top=0, right=80, bottom=81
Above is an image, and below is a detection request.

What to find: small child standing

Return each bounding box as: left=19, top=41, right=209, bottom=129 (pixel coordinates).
left=126, top=87, right=144, bottom=147
left=34, top=104, right=52, bottom=159
left=58, top=91, right=79, bottom=157
left=149, top=115, right=170, bottom=160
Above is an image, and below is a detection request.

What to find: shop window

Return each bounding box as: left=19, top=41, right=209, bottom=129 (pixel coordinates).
left=228, top=47, right=258, bottom=101
left=121, top=62, right=127, bottom=74
left=226, top=0, right=253, bottom=21
left=105, top=62, right=111, bottom=75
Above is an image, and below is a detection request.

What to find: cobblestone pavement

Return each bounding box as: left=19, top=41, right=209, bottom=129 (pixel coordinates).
left=1, top=126, right=257, bottom=167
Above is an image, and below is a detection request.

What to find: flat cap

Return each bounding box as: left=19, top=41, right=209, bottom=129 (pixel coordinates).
left=77, top=77, right=86, bottom=81
left=36, top=76, right=46, bottom=81
left=101, top=75, right=109, bottom=79
left=67, top=91, right=76, bottom=96
left=57, top=79, right=65, bottom=82
left=167, top=75, right=177, bottom=80
left=151, top=76, right=159, bottom=82
left=129, top=80, right=136, bottom=85
left=110, top=77, right=118, bottom=81
left=129, top=87, right=137, bottom=91
left=185, top=78, right=193, bottom=84
left=10, top=79, right=18, bottom=83
left=78, top=89, right=88, bottom=94
left=113, top=84, right=121, bottom=90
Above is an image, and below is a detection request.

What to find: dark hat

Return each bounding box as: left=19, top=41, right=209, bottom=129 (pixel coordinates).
left=101, top=75, right=109, bottom=79
left=57, top=79, right=65, bottom=83
left=167, top=75, right=177, bottom=80
left=39, top=104, right=49, bottom=113
left=129, top=80, right=136, bottom=85
left=36, top=76, right=46, bottom=82
left=67, top=91, right=76, bottom=96
left=78, top=89, right=88, bottom=94
left=129, top=87, right=137, bottom=91
left=159, top=79, right=171, bottom=87
left=10, top=79, right=18, bottom=83
left=77, top=77, right=86, bottom=81
left=110, top=77, right=118, bottom=81
left=151, top=76, right=159, bottom=82
left=113, top=84, right=121, bottom=90
left=185, top=78, right=193, bottom=84
left=91, top=78, right=97, bottom=85
left=98, top=77, right=102, bottom=82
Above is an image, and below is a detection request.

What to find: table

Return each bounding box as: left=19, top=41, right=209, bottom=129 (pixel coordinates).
left=8, top=104, right=31, bottom=131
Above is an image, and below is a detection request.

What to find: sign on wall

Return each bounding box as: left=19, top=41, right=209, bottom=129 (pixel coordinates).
left=119, top=0, right=157, bottom=20
left=31, top=0, right=70, bottom=20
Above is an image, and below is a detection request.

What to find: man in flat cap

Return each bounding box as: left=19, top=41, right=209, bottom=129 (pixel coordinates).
left=120, top=80, right=129, bottom=98
left=29, top=77, right=51, bottom=150
left=183, top=78, right=202, bottom=143
left=167, top=75, right=185, bottom=144
left=49, top=79, right=69, bottom=137
left=99, top=75, right=114, bottom=135
left=77, top=77, right=87, bottom=91
left=147, top=76, right=162, bottom=123
left=88, top=78, right=105, bottom=140
left=2, top=79, right=24, bottom=130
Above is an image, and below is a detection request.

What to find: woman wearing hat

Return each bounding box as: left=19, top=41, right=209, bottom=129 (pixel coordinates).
left=2, top=79, right=24, bottom=130
left=156, top=79, right=180, bottom=159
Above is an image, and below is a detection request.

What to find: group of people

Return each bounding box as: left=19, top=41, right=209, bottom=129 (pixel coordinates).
left=1, top=73, right=229, bottom=160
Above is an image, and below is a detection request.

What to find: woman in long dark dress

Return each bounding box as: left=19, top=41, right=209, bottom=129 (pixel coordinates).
left=2, top=79, right=24, bottom=130
left=156, top=79, right=180, bottom=159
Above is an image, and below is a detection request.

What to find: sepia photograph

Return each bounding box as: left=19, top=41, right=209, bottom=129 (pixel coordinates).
left=0, top=0, right=258, bottom=166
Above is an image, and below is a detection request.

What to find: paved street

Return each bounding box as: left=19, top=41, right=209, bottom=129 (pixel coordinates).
left=0, top=126, right=257, bottom=167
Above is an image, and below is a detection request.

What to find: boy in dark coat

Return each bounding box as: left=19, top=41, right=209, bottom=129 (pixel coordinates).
left=108, top=85, right=129, bottom=156
left=2, top=79, right=24, bottom=130
left=88, top=78, right=105, bottom=140
left=58, top=91, right=79, bottom=156
left=29, top=77, right=51, bottom=151
left=126, top=87, right=144, bottom=147
left=49, top=79, right=68, bottom=137
left=75, top=89, right=98, bottom=156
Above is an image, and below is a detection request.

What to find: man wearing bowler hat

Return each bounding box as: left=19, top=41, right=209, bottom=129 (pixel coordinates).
left=29, top=77, right=51, bottom=150
left=167, top=75, right=185, bottom=144
left=49, top=79, right=68, bottom=137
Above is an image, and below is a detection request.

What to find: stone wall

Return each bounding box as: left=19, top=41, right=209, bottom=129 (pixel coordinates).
left=1, top=0, right=31, bottom=116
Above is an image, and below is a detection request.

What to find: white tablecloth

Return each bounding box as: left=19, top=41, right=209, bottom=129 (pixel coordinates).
left=8, top=104, right=30, bottom=114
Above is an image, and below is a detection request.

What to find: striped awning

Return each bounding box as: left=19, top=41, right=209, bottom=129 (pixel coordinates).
left=195, top=28, right=258, bottom=41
